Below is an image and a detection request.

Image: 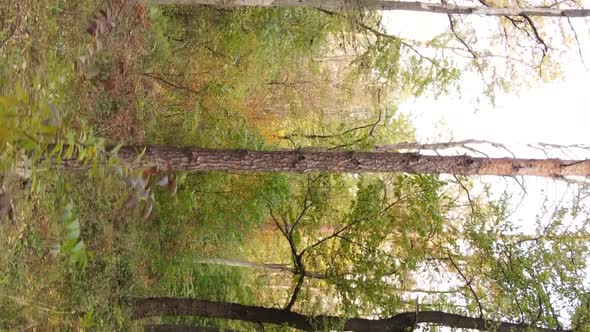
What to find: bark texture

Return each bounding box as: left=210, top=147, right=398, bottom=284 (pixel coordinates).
left=130, top=297, right=571, bottom=332
left=141, top=0, right=590, bottom=17
left=144, top=325, right=230, bottom=332
left=56, top=145, right=590, bottom=177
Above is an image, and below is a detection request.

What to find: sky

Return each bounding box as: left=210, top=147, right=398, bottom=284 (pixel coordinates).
left=382, top=9, right=590, bottom=148
left=381, top=9, right=590, bottom=231
left=378, top=11, right=590, bottom=324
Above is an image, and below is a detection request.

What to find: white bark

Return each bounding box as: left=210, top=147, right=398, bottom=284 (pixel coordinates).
left=194, top=257, right=291, bottom=271
left=141, top=0, right=590, bottom=17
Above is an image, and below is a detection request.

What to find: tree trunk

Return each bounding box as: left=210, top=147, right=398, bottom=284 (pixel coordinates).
left=195, top=257, right=291, bottom=271
left=144, top=325, right=233, bottom=332
left=56, top=145, right=590, bottom=178
left=130, top=297, right=570, bottom=332
left=194, top=257, right=327, bottom=278
left=140, top=0, right=590, bottom=17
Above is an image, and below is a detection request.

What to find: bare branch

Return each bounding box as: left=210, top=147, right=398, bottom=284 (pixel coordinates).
left=376, top=139, right=515, bottom=157
left=566, top=16, right=586, bottom=68
left=447, top=14, right=483, bottom=72
left=452, top=175, right=476, bottom=218
left=300, top=217, right=367, bottom=256
left=520, top=14, right=549, bottom=59
left=140, top=72, right=205, bottom=96
left=316, top=8, right=442, bottom=68
left=448, top=256, right=485, bottom=318
left=278, top=111, right=382, bottom=144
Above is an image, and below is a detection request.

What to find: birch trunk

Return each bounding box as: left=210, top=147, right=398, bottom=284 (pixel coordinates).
left=140, top=0, right=590, bottom=17
left=194, top=257, right=328, bottom=278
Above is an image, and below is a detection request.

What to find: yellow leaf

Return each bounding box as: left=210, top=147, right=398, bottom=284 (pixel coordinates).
left=0, top=127, right=13, bottom=142
left=0, top=96, right=17, bottom=110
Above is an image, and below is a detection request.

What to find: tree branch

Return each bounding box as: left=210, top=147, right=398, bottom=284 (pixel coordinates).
left=448, top=255, right=485, bottom=318
left=140, top=72, right=205, bottom=96
left=284, top=271, right=305, bottom=311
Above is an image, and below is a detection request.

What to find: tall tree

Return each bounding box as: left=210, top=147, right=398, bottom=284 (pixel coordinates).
left=130, top=297, right=571, bottom=332
left=156, top=172, right=588, bottom=331
left=54, top=145, right=590, bottom=178
left=141, top=0, right=590, bottom=17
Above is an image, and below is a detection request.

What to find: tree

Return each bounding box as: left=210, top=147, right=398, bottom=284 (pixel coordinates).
left=141, top=0, right=590, bottom=17
left=144, top=325, right=236, bottom=331
left=141, top=0, right=588, bottom=99
left=130, top=297, right=572, bottom=332
left=139, top=171, right=589, bottom=331
left=53, top=145, right=590, bottom=178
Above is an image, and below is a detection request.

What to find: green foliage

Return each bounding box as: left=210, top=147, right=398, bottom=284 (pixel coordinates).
left=1, top=1, right=588, bottom=331
left=157, top=261, right=256, bottom=329
left=317, top=174, right=450, bottom=316
left=352, top=37, right=402, bottom=84
left=573, top=293, right=590, bottom=332
left=0, top=2, right=151, bottom=329
left=278, top=104, right=415, bottom=150
left=59, top=203, right=87, bottom=269
left=153, top=172, right=290, bottom=255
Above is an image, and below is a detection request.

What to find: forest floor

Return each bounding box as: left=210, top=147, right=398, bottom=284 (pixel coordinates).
left=0, top=0, right=417, bottom=328
left=0, top=0, right=300, bottom=329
